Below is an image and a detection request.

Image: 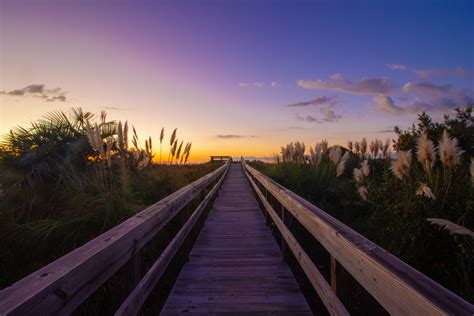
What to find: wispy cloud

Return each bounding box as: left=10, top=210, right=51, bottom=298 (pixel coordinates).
left=373, top=95, right=404, bottom=115
left=298, top=73, right=396, bottom=95
left=387, top=64, right=406, bottom=70
left=216, top=134, right=255, bottom=139
left=238, top=81, right=280, bottom=88
left=294, top=113, right=318, bottom=123
left=413, top=66, right=472, bottom=79
left=0, top=84, right=67, bottom=102
left=294, top=105, right=342, bottom=123
left=287, top=96, right=335, bottom=107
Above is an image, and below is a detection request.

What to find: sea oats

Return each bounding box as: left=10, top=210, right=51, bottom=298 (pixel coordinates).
left=416, top=183, right=436, bottom=200
left=353, top=168, right=363, bottom=184
left=361, top=160, right=370, bottom=177
left=336, top=151, right=350, bottom=176
left=358, top=186, right=368, bottom=200
left=391, top=150, right=412, bottom=180
left=329, top=146, right=342, bottom=165
left=417, top=132, right=436, bottom=173
left=439, top=130, right=463, bottom=168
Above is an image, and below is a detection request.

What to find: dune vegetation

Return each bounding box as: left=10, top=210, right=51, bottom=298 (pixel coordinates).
left=0, top=108, right=216, bottom=289
left=253, top=106, right=473, bottom=302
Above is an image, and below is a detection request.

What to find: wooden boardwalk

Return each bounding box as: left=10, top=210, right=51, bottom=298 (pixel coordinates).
left=161, top=163, right=311, bottom=314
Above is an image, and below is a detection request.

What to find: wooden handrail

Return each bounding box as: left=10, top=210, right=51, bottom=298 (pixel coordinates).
left=0, top=160, right=231, bottom=316
left=242, top=160, right=474, bottom=315
left=244, top=167, right=349, bottom=316
left=115, top=160, right=230, bottom=315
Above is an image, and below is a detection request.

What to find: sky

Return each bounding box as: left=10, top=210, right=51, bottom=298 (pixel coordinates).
left=1, top=0, right=473, bottom=162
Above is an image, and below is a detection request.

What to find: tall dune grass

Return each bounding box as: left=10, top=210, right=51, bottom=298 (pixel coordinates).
left=256, top=106, right=474, bottom=302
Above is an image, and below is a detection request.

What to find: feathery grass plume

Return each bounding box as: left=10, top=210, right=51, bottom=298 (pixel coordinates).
left=427, top=218, right=474, bottom=237
left=439, top=130, right=464, bottom=168
left=148, top=136, right=152, bottom=153
left=391, top=150, right=412, bottom=181
left=123, top=121, right=128, bottom=149
left=417, top=132, right=436, bottom=175
left=321, top=139, right=328, bottom=153
left=354, top=141, right=360, bottom=154
left=85, top=120, right=97, bottom=150
left=329, top=146, right=342, bottom=165
left=170, top=139, right=178, bottom=163
left=168, top=128, right=177, bottom=163
left=336, top=151, right=350, bottom=176
left=347, top=140, right=353, bottom=153
left=361, top=160, right=370, bottom=177
left=94, top=123, right=104, bottom=154
left=369, top=140, right=376, bottom=158
left=382, top=138, right=390, bottom=158
left=170, top=128, right=177, bottom=146
left=145, top=139, right=149, bottom=155
left=175, top=140, right=183, bottom=163
left=358, top=186, right=368, bottom=200
left=159, top=127, right=164, bottom=164
left=184, top=142, right=192, bottom=163
left=417, top=183, right=436, bottom=200
left=131, top=126, right=139, bottom=150
left=353, top=168, right=363, bottom=184
left=360, top=137, right=368, bottom=155
left=117, top=121, right=124, bottom=151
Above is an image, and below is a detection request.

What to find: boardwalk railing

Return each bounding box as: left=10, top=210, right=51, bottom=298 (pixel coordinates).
left=0, top=160, right=231, bottom=316
left=242, top=159, right=474, bottom=316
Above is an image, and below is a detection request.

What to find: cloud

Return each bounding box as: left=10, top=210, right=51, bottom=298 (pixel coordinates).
left=298, top=73, right=396, bottom=95
left=403, top=82, right=452, bottom=98
left=287, top=96, right=335, bottom=107
left=413, top=66, right=472, bottom=79
left=1, top=84, right=66, bottom=102
left=294, top=105, right=342, bottom=124
left=320, top=105, right=342, bottom=122
left=294, top=113, right=318, bottom=123
left=387, top=64, right=406, bottom=70
left=103, top=106, right=126, bottom=110
left=373, top=95, right=404, bottom=115
left=216, top=134, right=255, bottom=139
left=377, top=129, right=395, bottom=133
left=238, top=82, right=249, bottom=87
left=271, top=81, right=280, bottom=87
left=253, top=82, right=265, bottom=88
left=238, top=81, right=280, bottom=88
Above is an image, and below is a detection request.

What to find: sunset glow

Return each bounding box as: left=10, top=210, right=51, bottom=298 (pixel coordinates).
left=1, top=0, right=473, bottom=162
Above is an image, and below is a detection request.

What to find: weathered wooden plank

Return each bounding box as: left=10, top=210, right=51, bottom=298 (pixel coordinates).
left=244, top=162, right=474, bottom=316
left=161, top=164, right=311, bottom=314
left=245, top=168, right=349, bottom=316
left=0, top=161, right=230, bottom=316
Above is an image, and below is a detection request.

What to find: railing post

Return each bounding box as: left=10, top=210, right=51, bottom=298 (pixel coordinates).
left=281, top=204, right=287, bottom=260
left=331, top=255, right=337, bottom=295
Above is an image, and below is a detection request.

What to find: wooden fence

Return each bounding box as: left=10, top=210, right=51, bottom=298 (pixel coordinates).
left=0, top=160, right=231, bottom=316
left=242, top=159, right=474, bottom=316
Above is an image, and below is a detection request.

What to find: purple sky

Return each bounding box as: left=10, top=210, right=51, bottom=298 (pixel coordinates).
left=1, top=0, right=473, bottom=160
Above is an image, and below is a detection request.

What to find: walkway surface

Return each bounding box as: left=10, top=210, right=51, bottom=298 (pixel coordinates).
left=161, top=163, right=311, bottom=314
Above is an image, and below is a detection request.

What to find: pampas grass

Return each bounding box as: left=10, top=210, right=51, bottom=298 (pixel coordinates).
left=439, top=130, right=463, bottom=168
left=416, top=183, right=436, bottom=200
left=336, top=151, right=349, bottom=177
left=358, top=186, right=368, bottom=200
left=329, top=146, right=342, bottom=165
left=417, top=132, right=436, bottom=177
left=361, top=160, right=370, bottom=177
left=391, top=150, right=412, bottom=181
